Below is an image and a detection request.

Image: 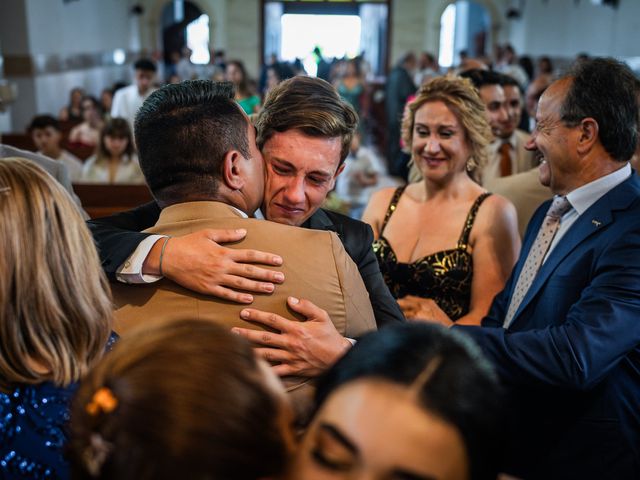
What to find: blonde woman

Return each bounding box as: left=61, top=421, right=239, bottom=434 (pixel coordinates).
left=363, top=76, right=520, bottom=325
left=0, top=158, right=113, bottom=478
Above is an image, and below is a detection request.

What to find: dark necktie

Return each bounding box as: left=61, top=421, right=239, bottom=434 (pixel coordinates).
left=499, top=142, right=512, bottom=177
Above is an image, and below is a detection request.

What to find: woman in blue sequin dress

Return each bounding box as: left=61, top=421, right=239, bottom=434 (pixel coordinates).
left=0, top=158, right=113, bottom=479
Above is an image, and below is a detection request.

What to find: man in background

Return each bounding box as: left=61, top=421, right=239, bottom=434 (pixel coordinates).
left=28, top=114, right=83, bottom=181
left=111, top=58, right=157, bottom=131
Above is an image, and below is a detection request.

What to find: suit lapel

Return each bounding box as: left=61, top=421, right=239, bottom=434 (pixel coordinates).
left=510, top=175, right=639, bottom=325
left=304, top=209, right=344, bottom=239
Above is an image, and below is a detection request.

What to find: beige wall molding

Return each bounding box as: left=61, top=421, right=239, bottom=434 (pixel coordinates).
left=3, top=50, right=149, bottom=77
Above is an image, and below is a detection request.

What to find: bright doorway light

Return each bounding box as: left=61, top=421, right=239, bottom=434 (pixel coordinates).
left=439, top=4, right=456, bottom=68
left=187, top=14, right=210, bottom=64
left=280, top=14, right=361, bottom=76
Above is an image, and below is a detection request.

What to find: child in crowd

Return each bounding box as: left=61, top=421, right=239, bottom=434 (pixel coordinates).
left=29, top=114, right=84, bottom=181
left=69, top=96, right=104, bottom=148
left=81, top=118, right=144, bottom=184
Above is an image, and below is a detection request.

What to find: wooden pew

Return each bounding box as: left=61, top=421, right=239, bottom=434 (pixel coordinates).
left=73, top=183, right=153, bottom=219
left=2, top=132, right=96, bottom=160
left=2, top=133, right=36, bottom=152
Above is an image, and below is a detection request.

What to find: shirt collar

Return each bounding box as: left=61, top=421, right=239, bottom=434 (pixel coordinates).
left=490, top=133, right=517, bottom=152
left=566, top=162, right=631, bottom=215
left=229, top=205, right=249, bottom=218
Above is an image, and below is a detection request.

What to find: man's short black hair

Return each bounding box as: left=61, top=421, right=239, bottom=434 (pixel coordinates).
left=134, top=58, right=156, bottom=73
left=134, top=80, right=249, bottom=206
left=28, top=114, right=60, bottom=132
left=560, top=57, right=638, bottom=162
left=459, top=69, right=504, bottom=90
left=500, top=74, right=521, bottom=90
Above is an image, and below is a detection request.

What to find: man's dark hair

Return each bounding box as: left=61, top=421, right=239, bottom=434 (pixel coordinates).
left=560, top=57, right=639, bottom=162
left=500, top=74, right=521, bottom=90
left=315, top=323, right=505, bottom=480
left=134, top=58, right=157, bottom=73
left=256, top=76, right=358, bottom=165
left=459, top=69, right=504, bottom=90
left=134, top=80, right=249, bottom=206
left=28, top=114, right=60, bottom=132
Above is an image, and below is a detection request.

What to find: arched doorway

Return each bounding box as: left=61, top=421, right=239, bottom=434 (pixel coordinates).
left=438, top=0, right=492, bottom=68
left=161, top=1, right=210, bottom=80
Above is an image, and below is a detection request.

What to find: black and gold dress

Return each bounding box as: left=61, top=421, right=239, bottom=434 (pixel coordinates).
left=372, top=186, right=491, bottom=321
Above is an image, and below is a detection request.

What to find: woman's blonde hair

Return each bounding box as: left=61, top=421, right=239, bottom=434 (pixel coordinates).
left=401, top=75, right=492, bottom=174
left=0, top=158, right=112, bottom=390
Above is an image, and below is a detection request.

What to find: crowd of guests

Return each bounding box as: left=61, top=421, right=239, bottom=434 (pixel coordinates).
left=1, top=46, right=640, bottom=480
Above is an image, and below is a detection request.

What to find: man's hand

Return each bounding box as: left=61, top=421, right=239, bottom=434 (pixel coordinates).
left=143, top=229, right=284, bottom=303
left=232, top=296, right=352, bottom=378
left=397, top=295, right=453, bottom=327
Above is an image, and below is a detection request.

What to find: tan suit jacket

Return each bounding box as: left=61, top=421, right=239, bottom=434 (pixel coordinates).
left=481, top=130, right=536, bottom=185
left=484, top=167, right=552, bottom=238
left=112, top=201, right=376, bottom=407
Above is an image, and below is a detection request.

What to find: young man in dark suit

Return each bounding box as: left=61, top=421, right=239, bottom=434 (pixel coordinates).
left=89, top=76, right=404, bottom=335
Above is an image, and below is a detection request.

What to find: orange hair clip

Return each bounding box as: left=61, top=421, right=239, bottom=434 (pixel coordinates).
left=85, top=387, right=118, bottom=416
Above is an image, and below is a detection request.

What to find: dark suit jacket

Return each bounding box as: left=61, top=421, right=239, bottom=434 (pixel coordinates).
left=456, top=173, right=640, bottom=479
left=89, top=204, right=404, bottom=328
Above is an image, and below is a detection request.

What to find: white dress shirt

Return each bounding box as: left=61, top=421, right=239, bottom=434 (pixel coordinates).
left=545, top=163, right=631, bottom=262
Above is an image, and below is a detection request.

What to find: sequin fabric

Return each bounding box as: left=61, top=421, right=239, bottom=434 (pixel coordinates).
left=372, top=186, right=491, bottom=321
left=0, top=333, right=118, bottom=479
left=0, top=382, right=75, bottom=479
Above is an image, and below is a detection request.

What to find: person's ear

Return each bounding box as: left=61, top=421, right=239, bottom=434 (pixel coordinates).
left=221, top=149, right=246, bottom=191
left=576, top=117, right=599, bottom=155
left=329, top=162, right=347, bottom=190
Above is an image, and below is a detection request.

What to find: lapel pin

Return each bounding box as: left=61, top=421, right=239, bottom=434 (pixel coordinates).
left=592, top=219, right=602, bottom=227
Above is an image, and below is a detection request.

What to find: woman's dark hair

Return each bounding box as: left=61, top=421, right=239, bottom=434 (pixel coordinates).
left=82, top=96, right=103, bottom=115
left=518, top=55, right=534, bottom=82
left=269, top=62, right=296, bottom=84
left=98, top=117, right=134, bottom=159
left=227, top=59, right=253, bottom=97
left=537, top=56, right=553, bottom=75
left=69, top=319, right=289, bottom=480
left=314, top=323, right=504, bottom=480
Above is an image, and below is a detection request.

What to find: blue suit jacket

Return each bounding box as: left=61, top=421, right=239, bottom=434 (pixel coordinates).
left=457, top=173, right=640, bottom=479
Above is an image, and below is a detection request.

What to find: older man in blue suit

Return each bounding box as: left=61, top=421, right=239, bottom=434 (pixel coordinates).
left=454, top=58, right=640, bottom=478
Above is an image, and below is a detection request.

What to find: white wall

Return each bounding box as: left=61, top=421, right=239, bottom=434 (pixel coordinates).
left=390, top=0, right=507, bottom=66
left=226, top=0, right=260, bottom=78
left=508, top=0, right=640, bottom=58
left=1, top=0, right=135, bottom=131
left=25, top=0, right=132, bottom=54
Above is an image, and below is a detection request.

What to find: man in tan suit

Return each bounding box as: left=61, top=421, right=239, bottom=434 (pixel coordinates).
left=459, top=70, right=536, bottom=184
left=111, top=81, right=376, bottom=399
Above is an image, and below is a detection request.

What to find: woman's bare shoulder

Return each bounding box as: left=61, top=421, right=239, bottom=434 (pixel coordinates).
left=474, top=192, right=519, bottom=235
